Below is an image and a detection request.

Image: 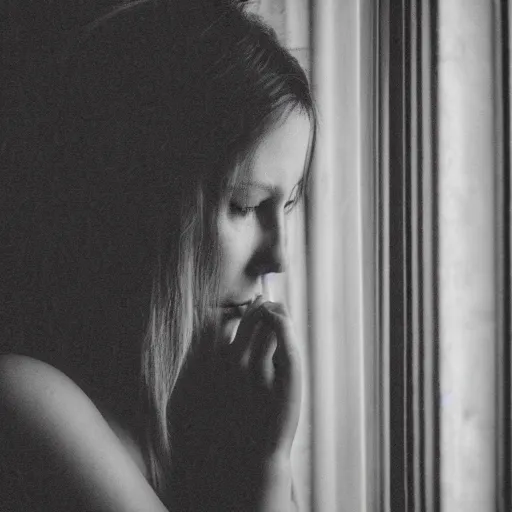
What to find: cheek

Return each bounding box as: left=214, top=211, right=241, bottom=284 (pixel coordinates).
left=217, top=219, right=256, bottom=280
left=219, top=228, right=250, bottom=269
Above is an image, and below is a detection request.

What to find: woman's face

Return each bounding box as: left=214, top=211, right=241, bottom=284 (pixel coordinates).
left=217, top=109, right=311, bottom=341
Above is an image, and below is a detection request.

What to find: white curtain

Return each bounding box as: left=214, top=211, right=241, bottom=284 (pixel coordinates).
left=309, top=0, right=510, bottom=511
left=251, top=1, right=510, bottom=511
left=256, top=1, right=378, bottom=510
left=309, top=1, right=377, bottom=511
left=438, top=1, right=509, bottom=511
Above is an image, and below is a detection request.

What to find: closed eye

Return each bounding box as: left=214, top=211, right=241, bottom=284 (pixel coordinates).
left=229, top=202, right=258, bottom=217
left=230, top=198, right=298, bottom=217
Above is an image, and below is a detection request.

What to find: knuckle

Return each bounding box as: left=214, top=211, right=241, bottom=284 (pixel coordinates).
left=262, top=300, right=285, bottom=314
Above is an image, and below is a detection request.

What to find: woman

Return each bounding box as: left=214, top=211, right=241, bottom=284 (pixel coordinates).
left=0, top=0, right=316, bottom=510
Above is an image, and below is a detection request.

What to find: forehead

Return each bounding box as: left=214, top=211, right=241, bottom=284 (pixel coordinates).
left=236, top=110, right=311, bottom=192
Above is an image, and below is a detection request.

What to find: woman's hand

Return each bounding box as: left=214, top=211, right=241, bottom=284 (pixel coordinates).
left=169, top=297, right=301, bottom=510
left=227, top=297, right=302, bottom=458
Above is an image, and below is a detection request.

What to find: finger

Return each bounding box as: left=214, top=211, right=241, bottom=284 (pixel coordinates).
left=240, top=318, right=266, bottom=368
left=258, top=305, right=302, bottom=452
left=249, top=324, right=278, bottom=387
left=260, top=300, right=289, bottom=318
left=258, top=305, right=300, bottom=389
left=259, top=305, right=295, bottom=365
left=241, top=300, right=278, bottom=368
left=228, top=295, right=265, bottom=359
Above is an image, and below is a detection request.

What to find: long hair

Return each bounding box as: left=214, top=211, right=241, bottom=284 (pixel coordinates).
left=1, top=0, right=317, bottom=501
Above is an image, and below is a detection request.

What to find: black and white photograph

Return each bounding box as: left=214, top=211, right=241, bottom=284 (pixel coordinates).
left=1, top=1, right=510, bottom=510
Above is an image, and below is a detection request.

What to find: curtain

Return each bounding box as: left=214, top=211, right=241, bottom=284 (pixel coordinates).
left=309, top=0, right=510, bottom=511
left=309, top=1, right=378, bottom=511
left=375, top=1, right=510, bottom=511
left=438, top=1, right=510, bottom=511
left=252, top=1, right=510, bottom=511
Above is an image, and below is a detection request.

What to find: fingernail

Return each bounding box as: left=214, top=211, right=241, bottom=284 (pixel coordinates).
left=261, top=275, right=273, bottom=301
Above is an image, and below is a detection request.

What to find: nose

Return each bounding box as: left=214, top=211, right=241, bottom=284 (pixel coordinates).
left=254, top=210, right=287, bottom=276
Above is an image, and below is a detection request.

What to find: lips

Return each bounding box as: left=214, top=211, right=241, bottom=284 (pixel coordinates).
left=221, top=300, right=252, bottom=318
left=222, top=300, right=252, bottom=309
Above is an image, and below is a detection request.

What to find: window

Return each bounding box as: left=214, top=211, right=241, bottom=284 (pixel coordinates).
left=258, top=0, right=512, bottom=510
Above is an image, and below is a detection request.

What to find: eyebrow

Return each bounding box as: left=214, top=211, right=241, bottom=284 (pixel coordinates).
left=229, top=178, right=304, bottom=196
left=228, top=182, right=280, bottom=194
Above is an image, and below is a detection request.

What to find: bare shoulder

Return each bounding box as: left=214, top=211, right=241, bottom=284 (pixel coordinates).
left=0, top=354, right=90, bottom=415
left=0, top=354, right=168, bottom=512
left=0, top=354, right=111, bottom=442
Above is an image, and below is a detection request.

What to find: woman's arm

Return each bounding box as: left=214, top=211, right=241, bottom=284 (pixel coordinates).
left=0, top=354, right=168, bottom=512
